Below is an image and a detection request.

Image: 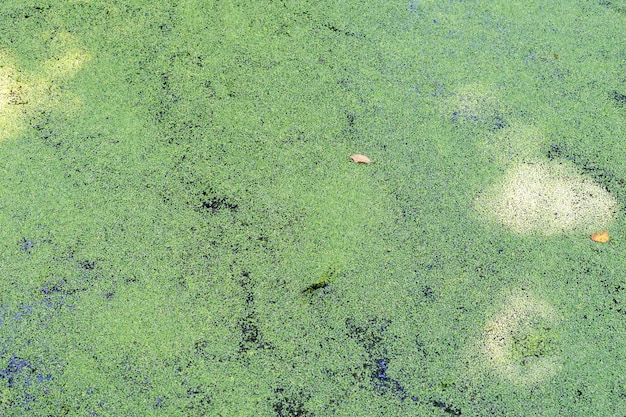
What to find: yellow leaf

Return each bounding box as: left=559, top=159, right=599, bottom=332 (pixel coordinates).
left=591, top=229, right=610, bottom=243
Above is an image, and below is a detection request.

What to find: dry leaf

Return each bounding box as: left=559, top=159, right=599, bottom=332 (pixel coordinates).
left=591, top=229, right=610, bottom=243
left=350, top=154, right=372, bottom=164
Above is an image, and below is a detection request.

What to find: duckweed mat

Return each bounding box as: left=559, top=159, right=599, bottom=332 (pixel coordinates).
left=1, top=1, right=626, bottom=416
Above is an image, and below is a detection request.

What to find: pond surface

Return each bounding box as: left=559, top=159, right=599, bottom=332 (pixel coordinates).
left=1, top=1, right=625, bottom=415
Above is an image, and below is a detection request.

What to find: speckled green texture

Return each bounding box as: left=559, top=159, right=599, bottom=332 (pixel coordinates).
left=1, top=1, right=626, bottom=415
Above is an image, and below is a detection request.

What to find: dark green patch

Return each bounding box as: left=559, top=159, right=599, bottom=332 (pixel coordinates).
left=301, top=265, right=341, bottom=295
left=271, top=387, right=313, bottom=417
left=612, top=90, right=626, bottom=106
left=546, top=142, right=626, bottom=212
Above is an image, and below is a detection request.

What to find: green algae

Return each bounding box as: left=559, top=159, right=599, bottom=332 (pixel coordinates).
left=1, top=0, right=626, bottom=416
left=301, top=264, right=343, bottom=296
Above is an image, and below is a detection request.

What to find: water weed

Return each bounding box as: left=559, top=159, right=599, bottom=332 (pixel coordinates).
left=1, top=1, right=625, bottom=415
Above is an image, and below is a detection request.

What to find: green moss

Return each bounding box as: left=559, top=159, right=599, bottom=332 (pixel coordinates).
left=1, top=0, right=626, bottom=416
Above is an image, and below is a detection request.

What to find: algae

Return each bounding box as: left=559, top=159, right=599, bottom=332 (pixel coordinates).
left=1, top=0, right=626, bottom=416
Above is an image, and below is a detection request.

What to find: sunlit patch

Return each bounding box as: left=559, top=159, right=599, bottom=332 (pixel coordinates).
left=478, top=123, right=545, bottom=167
left=0, top=32, right=91, bottom=142
left=450, top=83, right=496, bottom=116
left=41, top=32, right=91, bottom=79
left=475, top=161, right=617, bottom=235
left=35, top=32, right=90, bottom=116
left=480, top=290, right=562, bottom=386
left=443, top=82, right=504, bottom=129
left=0, top=51, right=30, bottom=141
left=42, top=48, right=91, bottom=79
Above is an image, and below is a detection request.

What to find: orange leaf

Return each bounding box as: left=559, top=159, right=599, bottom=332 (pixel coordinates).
left=350, top=154, right=372, bottom=164
left=591, top=229, right=610, bottom=243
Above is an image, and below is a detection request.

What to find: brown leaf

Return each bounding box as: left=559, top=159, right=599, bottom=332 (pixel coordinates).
left=350, top=154, right=372, bottom=164
left=591, top=229, right=610, bottom=243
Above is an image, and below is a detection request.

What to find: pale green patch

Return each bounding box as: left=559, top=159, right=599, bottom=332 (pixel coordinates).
left=0, top=51, right=29, bottom=141
left=478, top=290, right=562, bottom=386
left=0, top=31, right=89, bottom=142
left=443, top=82, right=501, bottom=125
left=478, top=123, right=546, bottom=167
left=475, top=161, right=618, bottom=235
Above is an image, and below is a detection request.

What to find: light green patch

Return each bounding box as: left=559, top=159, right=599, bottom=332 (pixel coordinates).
left=478, top=123, right=546, bottom=167
left=459, top=289, right=563, bottom=392
left=475, top=160, right=618, bottom=236
left=0, top=50, right=29, bottom=141
left=2, top=0, right=626, bottom=416
left=0, top=29, right=89, bottom=143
